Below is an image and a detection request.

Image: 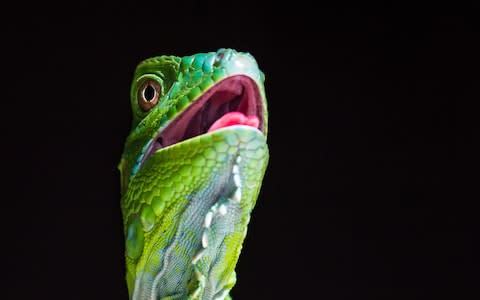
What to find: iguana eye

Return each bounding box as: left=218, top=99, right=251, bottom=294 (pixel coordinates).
left=138, top=80, right=162, bottom=111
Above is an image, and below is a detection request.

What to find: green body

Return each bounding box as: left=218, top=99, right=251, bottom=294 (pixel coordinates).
left=119, top=49, right=269, bottom=300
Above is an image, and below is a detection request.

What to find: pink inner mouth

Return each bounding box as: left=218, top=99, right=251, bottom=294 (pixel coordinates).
left=155, top=75, right=263, bottom=149
left=207, top=112, right=260, bottom=132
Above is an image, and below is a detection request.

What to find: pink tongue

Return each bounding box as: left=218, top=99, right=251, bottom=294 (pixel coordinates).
left=207, top=112, right=260, bottom=133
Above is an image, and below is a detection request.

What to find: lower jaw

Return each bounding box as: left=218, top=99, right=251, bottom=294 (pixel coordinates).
left=153, top=124, right=264, bottom=154
left=128, top=126, right=269, bottom=299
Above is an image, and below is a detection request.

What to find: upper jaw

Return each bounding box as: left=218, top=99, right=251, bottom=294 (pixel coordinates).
left=155, top=48, right=266, bottom=150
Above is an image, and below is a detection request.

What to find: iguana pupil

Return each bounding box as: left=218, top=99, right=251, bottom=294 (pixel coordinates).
left=143, top=85, right=155, bottom=101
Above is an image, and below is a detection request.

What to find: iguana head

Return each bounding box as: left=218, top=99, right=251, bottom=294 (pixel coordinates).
left=119, top=49, right=269, bottom=299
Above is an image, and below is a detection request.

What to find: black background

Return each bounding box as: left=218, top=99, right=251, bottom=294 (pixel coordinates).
left=3, top=2, right=476, bottom=299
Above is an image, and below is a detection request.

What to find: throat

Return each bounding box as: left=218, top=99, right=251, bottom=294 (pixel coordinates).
left=133, top=161, right=243, bottom=300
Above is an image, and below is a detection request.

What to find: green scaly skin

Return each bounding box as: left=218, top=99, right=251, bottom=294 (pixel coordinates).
left=118, top=49, right=269, bottom=300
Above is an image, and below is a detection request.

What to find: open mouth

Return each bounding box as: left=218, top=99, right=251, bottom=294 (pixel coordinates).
left=140, top=75, right=264, bottom=166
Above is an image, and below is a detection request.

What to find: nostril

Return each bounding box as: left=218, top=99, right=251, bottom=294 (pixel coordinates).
left=213, top=52, right=225, bottom=67
left=214, top=49, right=235, bottom=67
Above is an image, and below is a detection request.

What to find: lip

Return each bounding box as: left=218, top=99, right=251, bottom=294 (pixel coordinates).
left=140, top=75, right=264, bottom=167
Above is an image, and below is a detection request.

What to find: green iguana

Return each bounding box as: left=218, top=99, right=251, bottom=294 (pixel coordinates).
left=118, top=49, right=269, bottom=300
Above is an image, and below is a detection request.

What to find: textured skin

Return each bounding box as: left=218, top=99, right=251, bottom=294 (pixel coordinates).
left=119, top=49, right=268, bottom=300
